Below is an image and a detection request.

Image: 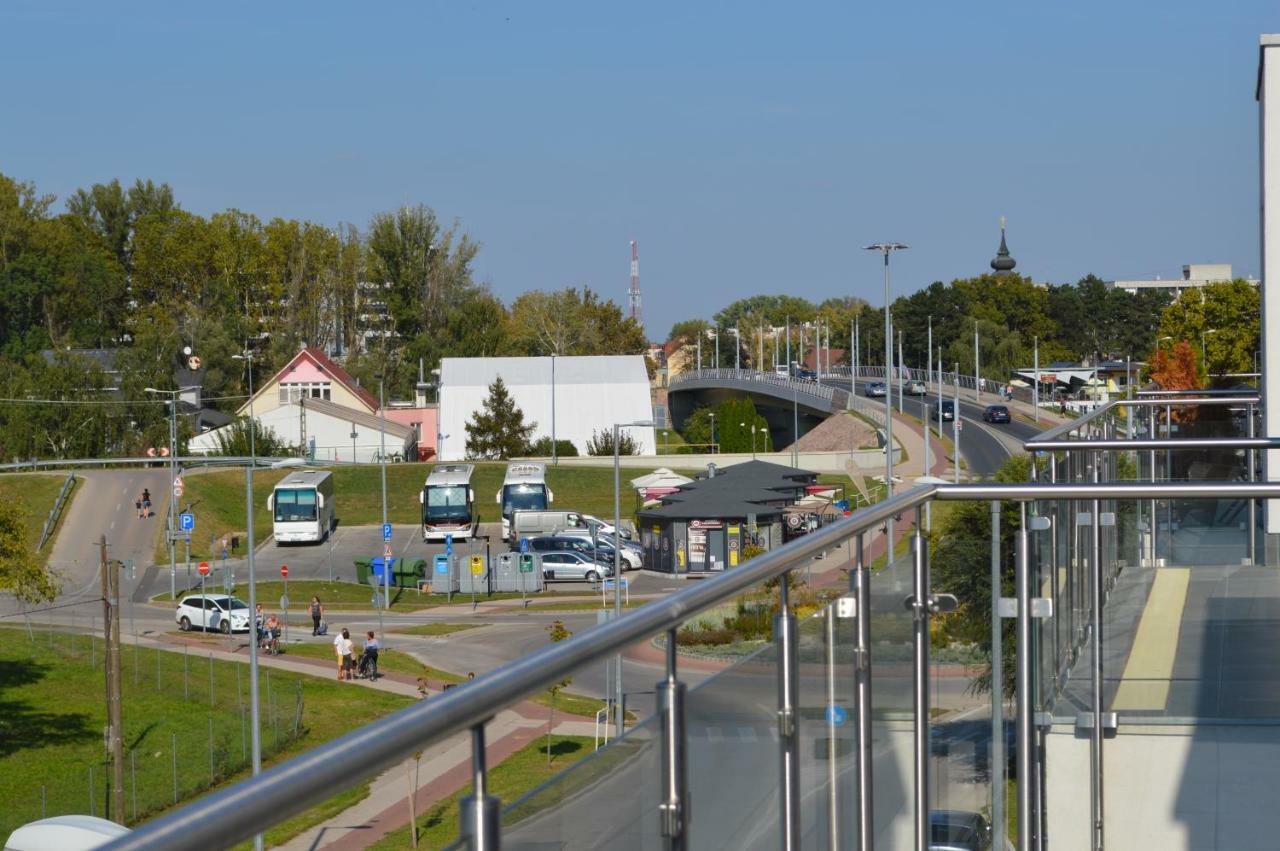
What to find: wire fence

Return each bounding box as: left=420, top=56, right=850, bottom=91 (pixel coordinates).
left=3, top=626, right=305, bottom=837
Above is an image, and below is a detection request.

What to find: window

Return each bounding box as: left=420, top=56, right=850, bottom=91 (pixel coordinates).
left=274, top=488, right=318, bottom=522
left=278, top=382, right=332, bottom=404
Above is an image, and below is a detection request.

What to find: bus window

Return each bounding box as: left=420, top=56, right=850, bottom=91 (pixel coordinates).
left=274, top=489, right=317, bottom=523
left=426, top=485, right=470, bottom=521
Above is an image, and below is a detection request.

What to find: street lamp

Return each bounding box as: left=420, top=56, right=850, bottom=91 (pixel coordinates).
left=709, top=413, right=717, bottom=454
left=1201, top=328, right=1218, bottom=377
left=375, top=374, right=390, bottom=619
left=144, top=386, right=197, bottom=598
left=232, top=351, right=256, bottom=462
left=864, top=242, right=908, bottom=561
left=550, top=353, right=558, bottom=466
left=727, top=326, right=742, bottom=370
left=741, top=422, right=757, bottom=459
left=612, top=419, right=655, bottom=734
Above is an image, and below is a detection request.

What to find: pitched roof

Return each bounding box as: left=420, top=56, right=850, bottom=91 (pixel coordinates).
left=638, top=496, right=783, bottom=520
left=239, top=348, right=379, bottom=416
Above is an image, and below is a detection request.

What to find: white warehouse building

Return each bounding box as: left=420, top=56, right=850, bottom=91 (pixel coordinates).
left=438, top=356, right=655, bottom=461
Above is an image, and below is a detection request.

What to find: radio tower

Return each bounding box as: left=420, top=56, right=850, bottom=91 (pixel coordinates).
left=628, top=240, right=643, bottom=326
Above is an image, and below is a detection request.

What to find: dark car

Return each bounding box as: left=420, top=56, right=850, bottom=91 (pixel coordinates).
left=794, top=366, right=817, bottom=382
left=932, top=400, right=955, bottom=421
left=528, top=536, right=614, bottom=566
left=930, top=810, right=992, bottom=850
left=865, top=381, right=888, bottom=397
left=982, top=404, right=1011, bottom=424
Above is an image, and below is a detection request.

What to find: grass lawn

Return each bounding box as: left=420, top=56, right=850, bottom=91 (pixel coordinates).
left=0, top=472, right=78, bottom=564
left=0, top=628, right=411, bottom=841
left=170, top=462, right=699, bottom=562
left=152, top=580, right=596, bottom=612
left=367, top=736, right=595, bottom=851
left=389, top=622, right=485, bottom=637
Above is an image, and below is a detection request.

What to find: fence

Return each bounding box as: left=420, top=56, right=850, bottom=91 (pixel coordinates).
left=1, top=626, right=305, bottom=839
left=36, top=471, right=75, bottom=551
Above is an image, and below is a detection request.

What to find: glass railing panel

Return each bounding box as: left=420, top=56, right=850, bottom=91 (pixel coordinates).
left=868, top=550, right=916, bottom=848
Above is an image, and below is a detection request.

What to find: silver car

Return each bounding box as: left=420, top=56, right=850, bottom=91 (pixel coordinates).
left=540, top=551, right=614, bottom=583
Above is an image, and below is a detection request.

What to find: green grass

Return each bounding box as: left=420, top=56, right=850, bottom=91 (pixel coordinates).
left=389, top=622, right=485, bottom=637
left=277, top=642, right=466, bottom=682
left=367, top=736, right=595, bottom=851
left=0, top=472, right=78, bottom=564
left=232, top=782, right=372, bottom=851
left=153, top=580, right=596, bottom=611
left=169, top=462, right=699, bottom=562
left=0, top=628, right=411, bottom=839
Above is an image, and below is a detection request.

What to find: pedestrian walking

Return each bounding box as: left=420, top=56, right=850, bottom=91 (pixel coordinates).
left=310, top=596, right=324, bottom=635
left=337, top=629, right=355, bottom=681
left=141, top=488, right=152, bottom=519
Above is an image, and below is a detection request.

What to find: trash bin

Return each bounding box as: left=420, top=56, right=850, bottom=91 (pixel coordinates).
left=354, top=557, right=373, bottom=585
left=393, top=557, right=426, bottom=587
left=431, top=554, right=457, bottom=594
left=370, top=557, right=396, bottom=589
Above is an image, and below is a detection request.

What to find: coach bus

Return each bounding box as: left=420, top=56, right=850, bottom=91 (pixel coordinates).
left=267, top=470, right=335, bottom=543
left=420, top=464, right=479, bottom=541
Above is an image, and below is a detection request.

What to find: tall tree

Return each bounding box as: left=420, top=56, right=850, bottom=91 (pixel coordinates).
left=0, top=501, right=58, bottom=603
left=464, top=376, right=536, bottom=459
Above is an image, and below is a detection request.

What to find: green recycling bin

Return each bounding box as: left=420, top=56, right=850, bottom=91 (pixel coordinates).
left=394, top=558, right=427, bottom=587
left=354, top=557, right=373, bottom=585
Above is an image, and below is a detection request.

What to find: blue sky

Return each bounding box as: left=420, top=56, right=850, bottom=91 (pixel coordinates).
left=2, top=1, right=1274, bottom=337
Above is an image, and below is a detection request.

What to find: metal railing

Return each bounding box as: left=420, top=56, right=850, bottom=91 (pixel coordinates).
left=0, top=455, right=293, bottom=472
left=104, top=476, right=1280, bottom=851
left=669, top=368, right=838, bottom=403
left=35, top=471, right=75, bottom=551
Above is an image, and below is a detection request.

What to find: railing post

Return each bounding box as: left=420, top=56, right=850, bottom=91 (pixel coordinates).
left=825, top=599, right=840, bottom=851
left=460, top=724, right=501, bottom=851
left=776, top=573, right=801, bottom=851
left=1249, top=401, right=1258, bottom=565
left=1089, top=455, right=1105, bottom=851
left=1016, top=503, right=1034, bottom=851
left=658, top=628, right=688, bottom=850
left=852, top=533, right=874, bottom=850
left=909, top=509, right=930, bottom=851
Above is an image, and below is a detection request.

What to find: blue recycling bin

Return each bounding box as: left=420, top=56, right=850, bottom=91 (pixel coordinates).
left=370, top=557, right=397, bottom=588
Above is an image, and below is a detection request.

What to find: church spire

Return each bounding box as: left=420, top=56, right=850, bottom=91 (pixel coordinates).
left=991, top=215, right=1016, bottom=274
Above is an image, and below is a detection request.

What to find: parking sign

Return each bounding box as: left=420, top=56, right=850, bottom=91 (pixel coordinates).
left=179, top=512, right=195, bottom=532
left=382, top=522, right=392, bottom=542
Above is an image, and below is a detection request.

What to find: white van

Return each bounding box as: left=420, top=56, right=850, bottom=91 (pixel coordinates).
left=268, top=470, right=335, bottom=543
left=511, top=509, right=585, bottom=544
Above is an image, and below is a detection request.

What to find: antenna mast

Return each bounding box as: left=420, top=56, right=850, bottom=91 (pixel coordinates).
left=628, top=240, right=643, bottom=326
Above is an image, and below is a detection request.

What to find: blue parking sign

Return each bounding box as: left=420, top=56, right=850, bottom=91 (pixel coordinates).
left=382, top=522, right=392, bottom=542
left=445, top=533, right=453, bottom=555
left=179, top=512, right=195, bottom=532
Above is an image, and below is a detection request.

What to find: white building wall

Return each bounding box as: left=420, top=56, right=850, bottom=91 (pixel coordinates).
left=439, top=356, right=655, bottom=461
left=189, top=404, right=413, bottom=464
left=1261, top=36, right=1280, bottom=545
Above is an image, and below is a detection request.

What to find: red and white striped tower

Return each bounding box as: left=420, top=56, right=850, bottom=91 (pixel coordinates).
left=628, top=240, right=643, bottom=325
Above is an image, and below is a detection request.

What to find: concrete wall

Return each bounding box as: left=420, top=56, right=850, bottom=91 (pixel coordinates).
left=1261, top=36, right=1280, bottom=549
left=1046, top=723, right=1280, bottom=849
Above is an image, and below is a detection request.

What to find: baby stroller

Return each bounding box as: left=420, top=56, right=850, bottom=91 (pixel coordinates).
left=357, top=647, right=379, bottom=680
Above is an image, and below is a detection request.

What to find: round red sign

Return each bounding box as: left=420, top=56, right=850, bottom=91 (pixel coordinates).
left=280, top=564, right=289, bottom=578
left=197, top=562, right=210, bottom=576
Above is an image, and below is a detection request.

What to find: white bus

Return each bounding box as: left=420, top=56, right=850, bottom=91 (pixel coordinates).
left=420, top=464, right=479, bottom=542
left=497, top=462, right=553, bottom=543
left=267, top=470, right=335, bottom=543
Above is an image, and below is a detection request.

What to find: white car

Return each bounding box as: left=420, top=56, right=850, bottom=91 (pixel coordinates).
left=553, top=528, right=644, bottom=569
left=539, top=551, right=615, bottom=583
left=175, top=594, right=252, bottom=634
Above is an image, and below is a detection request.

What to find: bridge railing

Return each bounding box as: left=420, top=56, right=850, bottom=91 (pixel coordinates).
left=669, top=368, right=837, bottom=403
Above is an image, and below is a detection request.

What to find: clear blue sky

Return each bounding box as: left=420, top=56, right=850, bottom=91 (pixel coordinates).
left=3, top=1, right=1274, bottom=338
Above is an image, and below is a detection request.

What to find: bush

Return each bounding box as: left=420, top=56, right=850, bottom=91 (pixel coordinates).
left=528, top=437, right=578, bottom=457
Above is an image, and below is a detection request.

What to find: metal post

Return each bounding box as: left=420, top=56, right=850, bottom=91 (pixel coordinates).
left=245, top=468, right=264, bottom=851
left=658, top=628, right=688, bottom=850
left=898, top=329, right=905, bottom=414
left=882, top=251, right=895, bottom=562
left=1249, top=402, right=1257, bottom=565
left=1016, top=503, right=1034, bottom=851
left=613, top=424, right=624, bottom=734
left=460, top=724, right=500, bottom=850
left=1090, top=455, right=1104, bottom=851
left=1034, top=336, right=1040, bottom=423
left=551, top=353, right=557, bottom=466
left=953, top=364, right=961, bottom=484
left=910, top=509, right=930, bottom=851
left=379, top=379, right=390, bottom=616
left=990, top=501, right=1005, bottom=850
left=974, top=319, right=981, bottom=402
left=825, top=602, right=840, bottom=851
left=776, top=573, right=801, bottom=851
left=925, top=317, right=933, bottom=531
left=852, top=533, right=873, bottom=850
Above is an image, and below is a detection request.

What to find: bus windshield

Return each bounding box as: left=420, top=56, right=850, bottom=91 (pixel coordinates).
left=425, top=485, right=471, bottom=521
left=274, top=489, right=317, bottom=523
left=501, top=484, right=548, bottom=518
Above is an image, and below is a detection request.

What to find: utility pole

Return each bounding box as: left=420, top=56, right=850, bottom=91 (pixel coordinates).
left=974, top=320, right=981, bottom=402
left=101, top=536, right=124, bottom=824
left=954, top=363, right=962, bottom=483
left=925, top=318, right=932, bottom=531
left=1033, top=335, right=1040, bottom=423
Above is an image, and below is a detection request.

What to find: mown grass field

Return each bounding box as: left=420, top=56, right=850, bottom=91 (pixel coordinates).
left=153, top=580, right=597, bottom=612
left=0, top=472, right=78, bottom=564
left=0, top=628, right=411, bottom=841
left=170, top=462, right=704, bottom=562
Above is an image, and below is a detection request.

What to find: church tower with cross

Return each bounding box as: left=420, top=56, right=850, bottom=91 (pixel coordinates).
left=990, top=216, right=1017, bottom=274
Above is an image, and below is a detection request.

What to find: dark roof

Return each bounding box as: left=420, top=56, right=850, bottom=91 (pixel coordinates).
left=660, top=481, right=792, bottom=506
left=639, top=497, right=783, bottom=520
left=40, top=348, right=120, bottom=372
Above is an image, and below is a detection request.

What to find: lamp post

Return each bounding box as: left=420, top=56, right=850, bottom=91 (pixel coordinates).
left=727, top=327, right=741, bottom=370
left=925, top=317, right=932, bottom=530
left=551, top=352, right=558, bottom=465
left=864, top=242, right=908, bottom=561
left=974, top=319, right=981, bottom=402
left=709, top=413, right=716, bottom=454
left=1033, top=335, right=1040, bottom=424
left=145, top=386, right=195, bottom=600
left=376, top=375, right=390, bottom=617
left=612, top=419, right=655, bottom=734
left=232, top=351, right=256, bottom=461
left=1201, top=328, right=1218, bottom=378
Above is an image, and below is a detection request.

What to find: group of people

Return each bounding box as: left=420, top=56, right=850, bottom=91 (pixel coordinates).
left=333, top=628, right=379, bottom=681
left=254, top=604, right=283, bottom=654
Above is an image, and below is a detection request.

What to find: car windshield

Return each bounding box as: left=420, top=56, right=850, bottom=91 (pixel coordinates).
left=274, top=488, right=317, bottom=522
left=425, top=484, right=470, bottom=521
left=502, top=484, right=548, bottom=517
left=227, top=597, right=248, bottom=611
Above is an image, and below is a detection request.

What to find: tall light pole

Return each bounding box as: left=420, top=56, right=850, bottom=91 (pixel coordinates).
left=145, top=387, right=193, bottom=600
left=612, top=419, right=654, bottom=734
left=377, top=375, right=390, bottom=615
left=897, top=329, right=905, bottom=414
left=785, top=316, right=792, bottom=375
left=728, top=327, right=741, bottom=370
left=550, top=353, right=557, bottom=465
left=864, top=242, right=908, bottom=561
left=974, top=319, right=981, bottom=402
left=709, top=413, right=716, bottom=454
left=1033, top=335, right=1040, bottom=423
left=1201, top=328, right=1218, bottom=378
left=853, top=314, right=860, bottom=380
left=925, top=317, right=932, bottom=530
left=953, top=363, right=961, bottom=484
left=232, top=350, right=256, bottom=461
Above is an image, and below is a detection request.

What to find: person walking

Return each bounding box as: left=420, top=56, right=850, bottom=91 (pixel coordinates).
left=310, top=596, right=324, bottom=635
left=141, top=488, right=152, bottom=519
left=339, top=629, right=355, bottom=681
left=333, top=628, right=348, bottom=680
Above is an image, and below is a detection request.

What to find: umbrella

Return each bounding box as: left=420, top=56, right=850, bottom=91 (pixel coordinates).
left=1009, top=379, right=1031, bottom=388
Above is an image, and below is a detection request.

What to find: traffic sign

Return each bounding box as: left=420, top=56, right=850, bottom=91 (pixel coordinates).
left=145, top=447, right=157, bottom=458
left=519, top=538, right=529, bottom=554
left=179, top=512, right=195, bottom=532
left=383, top=544, right=393, bottom=561
left=469, top=555, right=484, bottom=576
left=445, top=534, right=453, bottom=555
left=197, top=561, right=210, bottom=576
left=956, top=420, right=964, bottom=431
left=280, top=564, right=289, bottom=578
left=826, top=705, right=848, bottom=726
left=382, top=523, right=392, bottom=542
left=604, top=579, right=629, bottom=589
left=159, top=446, right=171, bottom=457
left=518, top=554, right=535, bottom=574
left=173, top=483, right=184, bottom=498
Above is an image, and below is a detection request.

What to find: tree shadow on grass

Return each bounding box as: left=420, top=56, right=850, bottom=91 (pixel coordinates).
left=0, top=659, right=95, bottom=757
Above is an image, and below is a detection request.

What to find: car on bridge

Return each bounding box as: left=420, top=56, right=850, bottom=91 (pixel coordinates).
left=793, top=366, right=817, bottom=381
left=903, top=379, right=927, bottom=395
left=982, top=404, right=1011, bottom=424
left=931, top=400, right=955, bottom=422
left=864, top=381, right=887, bottom=397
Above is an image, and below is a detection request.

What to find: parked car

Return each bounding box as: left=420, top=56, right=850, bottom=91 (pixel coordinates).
left=904, top=380, right=928, bottom=396
left=865, top=381, right=888, bottom=397
left=982, top=404, right=1011, bottom=424
left=553, top=528, right=644, bottom=569
left=527, top=535, right=616, bottom=566
left=932, top=400, right=956, bottom=422
left=930, top=810, right=992, bottom=850
left=175, top=595, right=252, bottom=634
left=539, top=550, right=614, bottom=583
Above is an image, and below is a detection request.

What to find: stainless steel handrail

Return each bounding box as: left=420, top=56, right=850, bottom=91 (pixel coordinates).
left=1028, top=437, right=1280, bottom=451
left=1027, top=396, right=1259, bottom=445
left=105, top=478, right=1280, bottom=851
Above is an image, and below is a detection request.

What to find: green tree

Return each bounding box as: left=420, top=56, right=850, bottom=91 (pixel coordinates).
left=211, top=417, right=295, bottom=457
left=585, top=428, right=640, bottom=456
left=712, top=398, right=772, bottom=453
left=0, top=501, right=58, bottom=603
left=508, top=287, right=646, bottom=357
left=529, top=437, right=578, bottom=457
left=1157, top=280, right=1260, bottom=382
left=464, top=376, right=536, bottom=459
left=544, top=619, right=573, bottom=764
left=679, top=406, right=714, bottom=450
